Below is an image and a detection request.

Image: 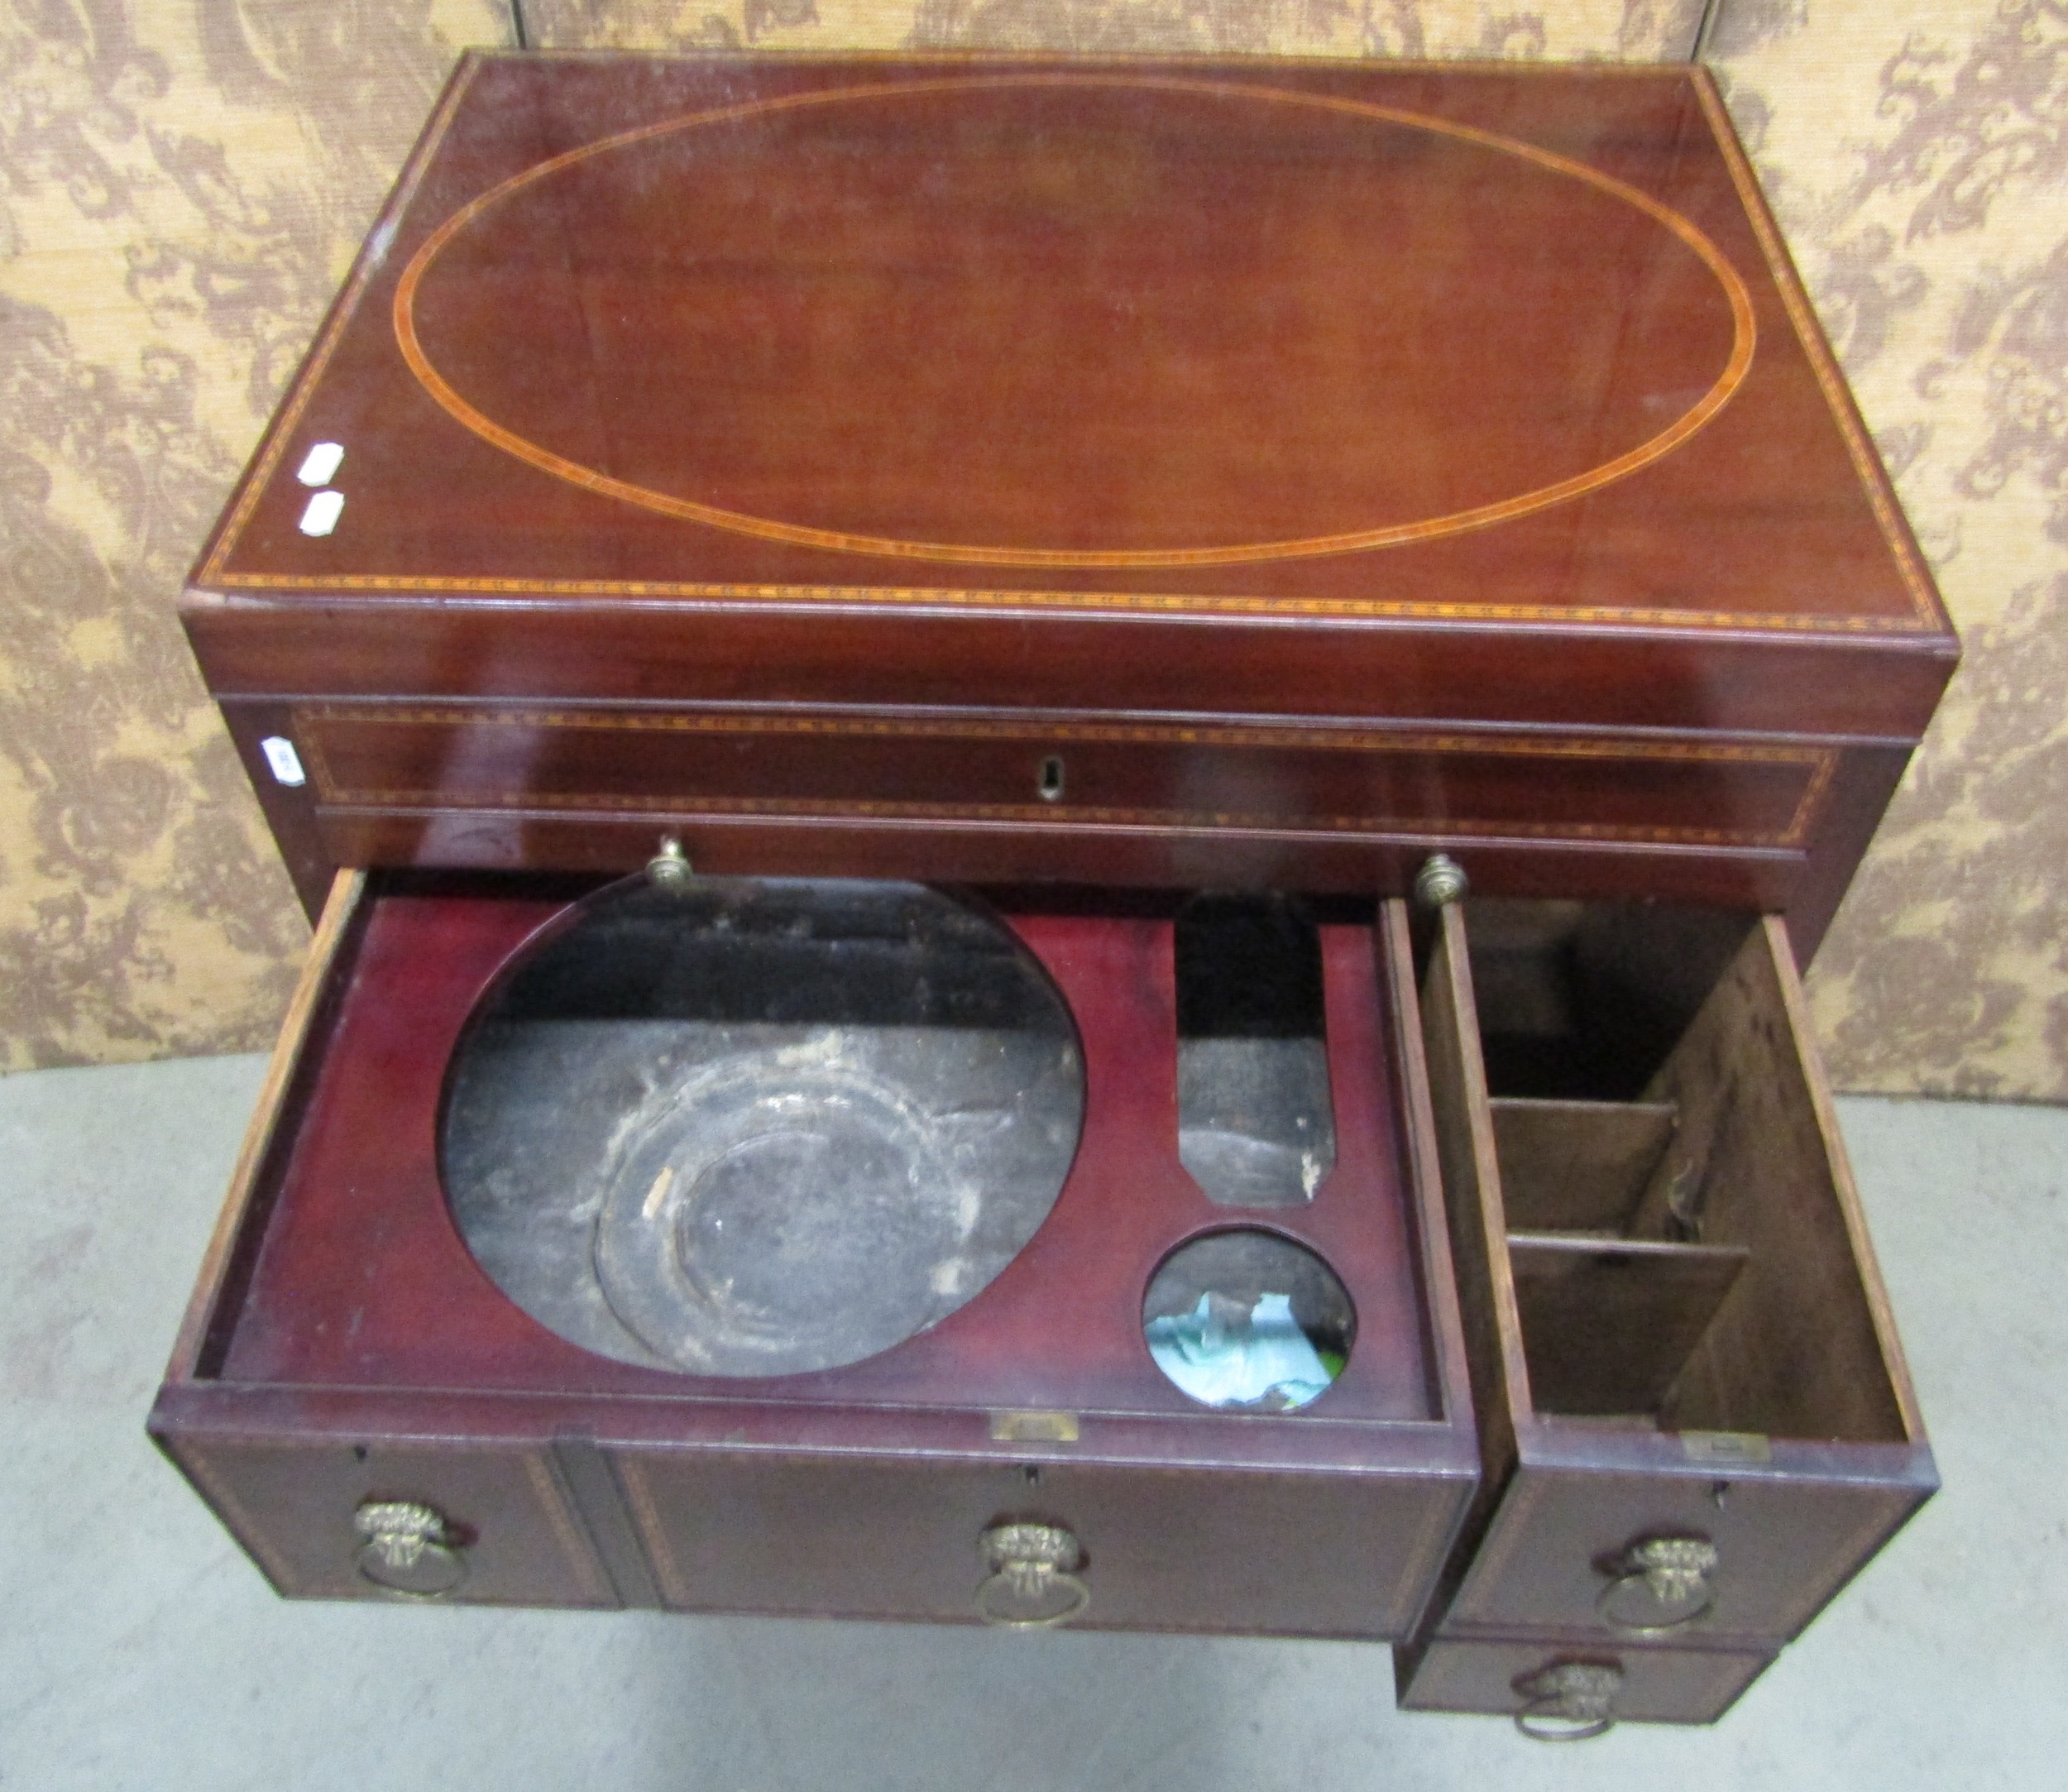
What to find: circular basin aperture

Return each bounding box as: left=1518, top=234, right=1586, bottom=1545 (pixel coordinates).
left=1144, top=1229, right=1355, bottom=1412
left=439, top=878, right=1084, bottom=1377
left=396, top=74, right=1754, bottom=568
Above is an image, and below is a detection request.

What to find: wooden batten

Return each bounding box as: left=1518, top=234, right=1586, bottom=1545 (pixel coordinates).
left=1509, top=1233, right=1750, bottom=1416
left=1416, top=904, right=1531, bottom=1485
left=1491, top=1098, right=1679, bottom=1232
left=160, top=870, right=367, bottom=1382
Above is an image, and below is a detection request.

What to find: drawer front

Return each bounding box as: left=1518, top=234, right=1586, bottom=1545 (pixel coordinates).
left=287, top=702, right=1834, bottom=855
left=1400, top=1634, right=1772, bottom=1727
left=615, top=1454, right=1462, bottom=1639
left=164, top=1435, right=615, bottom=1607
left=1450, top=1467, right=1919, bottom=1640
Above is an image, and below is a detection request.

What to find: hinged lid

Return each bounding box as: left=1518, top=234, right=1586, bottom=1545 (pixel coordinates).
left=184, top=53, right=1954, bottom=740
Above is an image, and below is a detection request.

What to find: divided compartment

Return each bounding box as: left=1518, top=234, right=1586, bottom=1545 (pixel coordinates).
left=1472, top=898, right=1758, bottom=1427
left=1402, top=894, right=1935, bottom=1689
left=1461, top=897, right=1905, bottom=1445
left=1173, top=894, right=1337, bottom=1210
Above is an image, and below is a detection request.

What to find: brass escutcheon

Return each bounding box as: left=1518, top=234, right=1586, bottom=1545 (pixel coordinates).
left=974, top=1521, right=1089, bottom=1629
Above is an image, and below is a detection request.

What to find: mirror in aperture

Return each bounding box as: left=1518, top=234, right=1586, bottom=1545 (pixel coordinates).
left=1175, top=894, right=1337, bottom=1208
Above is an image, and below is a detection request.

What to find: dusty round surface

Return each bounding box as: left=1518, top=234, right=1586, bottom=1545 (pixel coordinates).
left=594, top=1062, right=977, bottom=1375
left=439, top=877, right=1084, bottom=1377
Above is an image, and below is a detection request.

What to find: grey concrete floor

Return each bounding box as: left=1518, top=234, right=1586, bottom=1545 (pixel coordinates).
left=1, top=1052, right=2062, bottom=1790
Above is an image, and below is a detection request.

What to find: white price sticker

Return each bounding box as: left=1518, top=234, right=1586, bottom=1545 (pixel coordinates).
left=298, top=489, right=345, bottom=536
left=295, top=442, right=345, bottom=486
left=260, top=736, right=306, bottom=787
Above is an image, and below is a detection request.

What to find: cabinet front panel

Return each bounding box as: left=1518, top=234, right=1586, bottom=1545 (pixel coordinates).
left=166, top=1436, right=615, bottom=1608
left=1450, top=1466, right=1919, bottom=1641
left=290, top=703, right=1833, bottom=855
left=615, top=1453, right=1462, bottom=1638
left=1400, top=1633, right=1771, bottom=1726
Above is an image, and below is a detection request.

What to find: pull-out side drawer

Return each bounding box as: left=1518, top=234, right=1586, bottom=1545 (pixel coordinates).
left=1398, top=892, right=1933, bottom=1720
left=151, top=872, right=1477, bottom=1635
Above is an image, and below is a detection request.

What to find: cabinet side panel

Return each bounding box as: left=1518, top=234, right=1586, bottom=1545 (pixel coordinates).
left=161, top=870, right=366, bottom=1382
left=1416, top=907, right=1529, bottom=1529
left=1642, top=923, right=1912, bottom=1445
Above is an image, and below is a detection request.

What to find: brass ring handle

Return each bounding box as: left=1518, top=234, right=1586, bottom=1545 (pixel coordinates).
left=1596, top=1535, right=1717, bottom=1636
left=975, top=1521, right=1089, bottom=1630
left=1515, top=1702, right=1616, bottom=1744
left=1513, top=1662, right=1621, bottom=1742
left=353, top=1499, right=469, bottom=1600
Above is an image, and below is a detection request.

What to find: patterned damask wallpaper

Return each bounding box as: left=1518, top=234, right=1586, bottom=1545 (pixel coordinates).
left=0, top=0, right=1702, bottom=1075
left=2, top=1, right=2061, bottom=1100
left=1710, top=0, right=2068, bottom=1099
left=519, top=0, right=1704, bottom=57
left=0, top=1, right=513, bottom=1070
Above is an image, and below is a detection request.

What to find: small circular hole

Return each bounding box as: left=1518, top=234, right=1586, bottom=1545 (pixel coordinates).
left=1142, top=1229, right=1352, bottom=1411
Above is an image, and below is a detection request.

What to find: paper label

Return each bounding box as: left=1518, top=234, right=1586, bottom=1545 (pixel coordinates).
left=260, top=736, right=306, bottom=787
left=299, top=490, right=345, bottom=536
left=295, top=441, right=345, bottom=486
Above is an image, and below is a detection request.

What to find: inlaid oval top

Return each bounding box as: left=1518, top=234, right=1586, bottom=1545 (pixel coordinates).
left=395, top=74, right=1751, bottom=569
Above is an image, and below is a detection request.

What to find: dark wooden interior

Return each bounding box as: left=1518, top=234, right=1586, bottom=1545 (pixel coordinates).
left=1456, top=897, right=1911, bottom=1443
left=210, top=873, right=1446, bottom=1434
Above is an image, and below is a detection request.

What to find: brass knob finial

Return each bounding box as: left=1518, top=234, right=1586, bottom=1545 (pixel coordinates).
left=1414, top=853, right=1467, bottom=908
left=647, top=835, right=692, bottom=888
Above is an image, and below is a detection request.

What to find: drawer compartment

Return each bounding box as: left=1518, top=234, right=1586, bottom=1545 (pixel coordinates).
left=1412, top=895, right=1934, bottom=1646
left=1399, top=1633, right=1773, bottom=1731
left=152, top=870, right=1477, bottom=1633
left=280, top=699, right=1834, bottom=865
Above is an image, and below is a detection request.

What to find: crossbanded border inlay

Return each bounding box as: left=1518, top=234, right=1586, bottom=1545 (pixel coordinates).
left=390, top=73, right=1754, bottom=573
left=199, top=58, right=1940, bottom=636
left=294, top=704, right=1836, bottom=851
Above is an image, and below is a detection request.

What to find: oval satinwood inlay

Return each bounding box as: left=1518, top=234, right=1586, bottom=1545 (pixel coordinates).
left=395, top=74, right=1754, bottom=570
